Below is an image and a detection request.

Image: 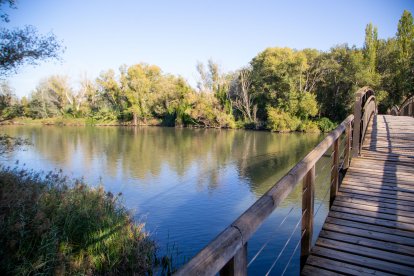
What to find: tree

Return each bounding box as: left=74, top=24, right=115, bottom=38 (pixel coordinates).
left=28, top=75, right=73, bottom=118
left=229, top=67, right=256, bottom=122
left=122, top=63, right=161, bottom=125
left=0, top=80, right=20, bottom=120
left=396, top=10, right=414, bottom=98
left=0, top=1, right=64, bottom=76
left=364, top=23, right=379, bottom=76
left=0, top=0, right=16, bottom=23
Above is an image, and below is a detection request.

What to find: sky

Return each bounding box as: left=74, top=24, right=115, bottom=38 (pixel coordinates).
left=2, top=0, right=414, bottom=98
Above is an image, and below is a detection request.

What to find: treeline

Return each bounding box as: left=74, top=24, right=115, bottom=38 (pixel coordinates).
left=1, top=10, right=413, bottom=132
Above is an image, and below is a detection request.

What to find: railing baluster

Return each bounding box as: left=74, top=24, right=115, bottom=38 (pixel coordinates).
left=330, top=138, right=339, bottom=207
left=301, top=165, right=315, bottom=269
left=220, top=243, right=247, bottom=276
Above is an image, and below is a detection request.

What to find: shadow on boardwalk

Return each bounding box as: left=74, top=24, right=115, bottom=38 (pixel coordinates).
left=302, top=115, right=414, bottom=275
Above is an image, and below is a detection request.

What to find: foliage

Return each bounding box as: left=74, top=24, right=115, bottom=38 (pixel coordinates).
left=266, top=107, right=300, bottom=132
left=0, top=166, right=156, bottom=275
left=0, top=25, right=63, bottom=76
left=298, top=120, right=320, bottom=133
left=316, top=117, right=337, bottom=133
left=0, top=0, right=63, bottom=76
left=2, top=10, right=414, bottom=132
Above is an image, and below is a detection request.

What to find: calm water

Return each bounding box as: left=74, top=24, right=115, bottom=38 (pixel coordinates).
left=0, top=125, right=334, bottom=275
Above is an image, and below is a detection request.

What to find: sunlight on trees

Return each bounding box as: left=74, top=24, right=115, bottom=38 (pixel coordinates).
left=1, top=10, right=413, bottom=133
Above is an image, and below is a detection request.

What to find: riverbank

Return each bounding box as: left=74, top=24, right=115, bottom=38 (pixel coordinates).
left=1, top=116, right=337, bottom=133
left=0, top=166, right=156, bottom=275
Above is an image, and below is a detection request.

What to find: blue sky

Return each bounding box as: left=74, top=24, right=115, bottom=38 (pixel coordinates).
left=3, top=0, right=414, bottom=97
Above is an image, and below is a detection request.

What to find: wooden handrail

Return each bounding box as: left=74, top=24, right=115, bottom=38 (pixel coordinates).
left=388, top=105, right=400, bottom=116
left=399, top=95, right=414, bottom=116
left=351, top=87, right=376, bottom=157
left=387, top=95, right=414, bottom=117
left=175, top=87, right=377, bottom=276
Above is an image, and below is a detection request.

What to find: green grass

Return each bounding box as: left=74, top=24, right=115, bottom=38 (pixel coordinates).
left=0, top=166, right=156, bottom=275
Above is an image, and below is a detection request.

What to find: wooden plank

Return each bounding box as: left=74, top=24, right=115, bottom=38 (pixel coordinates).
left=333, top=200, right=414, bottom=218
left=342, top=177, right=414, bottom=189
left=316, top=237, right=414, bottom=267
left=334, top=194, right=414, bottom=212
left=304, top=255, right=393, bottom=276
left=319, top=230, right=414, bottom=256
left=340, top=184, right=414, bottom=199
left=329, top=211, right=414, bottom=231
left=330, top=205, right=414, bottom=224
left=325, top=217, right=414, bottom=240
left=301, top=264, right=343, bottom=276
left=347, top=167, right=414, bottom=179
left=337, top=191, right=414, bottom=207
left=338, top=187, right=414, bottom=203
left=310, top=246, right=414, bottom=275
left=342, top=180, right=414, bottom=195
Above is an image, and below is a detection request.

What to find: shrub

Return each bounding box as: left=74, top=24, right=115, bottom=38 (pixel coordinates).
left=317, top=117, right=337, bottom=132
left=298, top=120, right=321, bottom=133
left=267, top=107, right=300, bottom=132
left=0, top=167, right=156, bottom=275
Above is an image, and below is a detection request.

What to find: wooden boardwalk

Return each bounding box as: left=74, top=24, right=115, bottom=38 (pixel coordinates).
left=302, top=115, right=414, bottom=275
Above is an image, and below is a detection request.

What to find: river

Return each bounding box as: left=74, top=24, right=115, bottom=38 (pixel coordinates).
left=0, top=125, right=334, bottom=275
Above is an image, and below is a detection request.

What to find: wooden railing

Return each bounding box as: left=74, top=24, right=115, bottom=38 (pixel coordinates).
left=351, top=87, right=377, bottom=157
left=388, top=95, right=414, bottom=117
left=175, top=87, right=376, bottom=276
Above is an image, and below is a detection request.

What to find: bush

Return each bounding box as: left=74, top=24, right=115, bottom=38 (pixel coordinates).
left=0, top=167, right=156, bottom=275
left=317, top=117, right=337, bottom=132
left=267, top=107, right=300, bottom=132
left=298, top=120, right=321, bottom=133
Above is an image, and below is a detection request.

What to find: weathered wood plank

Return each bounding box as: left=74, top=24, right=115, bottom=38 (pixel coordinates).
left=323, top=221, right=414, bottom=246
left=319, top=230, right=414, bottom=256
left=304, top=255, right=394, bottom=276
left=329, top=211, right=414, bottom=231
left=310, top=246, right=414, bottom=275
left=316, top=237, right=414, bottom=267
left=333, top=200, right=414, bottom=218
left=334, top=194, right=414, bottom=212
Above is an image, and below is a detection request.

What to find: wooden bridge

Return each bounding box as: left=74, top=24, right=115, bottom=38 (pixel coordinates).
left=175, top=87, right=414, bottom=275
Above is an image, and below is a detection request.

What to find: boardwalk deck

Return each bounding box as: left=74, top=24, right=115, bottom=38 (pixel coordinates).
left=302, top=115, right=414, bottom=275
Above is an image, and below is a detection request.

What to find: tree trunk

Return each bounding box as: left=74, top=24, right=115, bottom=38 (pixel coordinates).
left=133, top=113, right=138, bottom=126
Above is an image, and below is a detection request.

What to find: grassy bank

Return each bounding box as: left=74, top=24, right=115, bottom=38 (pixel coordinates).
left=0, top=166, right=156, bottom=275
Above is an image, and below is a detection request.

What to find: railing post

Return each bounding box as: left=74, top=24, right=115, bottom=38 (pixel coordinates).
left=352, top=92, right=362, bottom=157
left=301, top=165, right=315, bottom=269
left=219, top=243, right=247, bottom=276
left=343, top=121, right=351, bottom=170
left=330, top=138, right=340, bottom=207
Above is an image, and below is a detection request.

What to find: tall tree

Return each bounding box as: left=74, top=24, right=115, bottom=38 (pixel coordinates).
left=396, top=10, right=414, bottom=98
left=230, top=67, right=256, bottom=122
left=122, top=63, right=161, bottom=125
left=363, top=23, right=379, bottom=79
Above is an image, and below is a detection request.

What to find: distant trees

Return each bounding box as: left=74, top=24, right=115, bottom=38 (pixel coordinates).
left=2, top=10, right=413, bottom=133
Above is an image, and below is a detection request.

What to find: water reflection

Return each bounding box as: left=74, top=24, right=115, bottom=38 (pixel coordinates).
left=2, top=126, right=322, bottom=196
left=0, top=125, right=326, bottom=274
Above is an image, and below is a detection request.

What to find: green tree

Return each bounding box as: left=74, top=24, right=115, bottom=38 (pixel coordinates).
left=95, top=69, right=124, bottom=122
left=122, top=63, right=161, bottom=125
left=396, top=10, right=414, bottom=98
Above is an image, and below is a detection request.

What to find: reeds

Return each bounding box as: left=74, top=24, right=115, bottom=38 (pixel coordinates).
left=0, top=166, right=156, bottom=275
